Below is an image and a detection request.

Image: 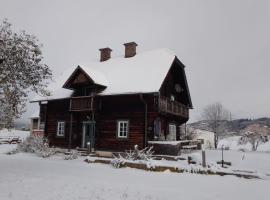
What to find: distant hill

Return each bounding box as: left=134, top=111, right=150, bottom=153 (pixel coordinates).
left=188, top=117, right=270, bottom=136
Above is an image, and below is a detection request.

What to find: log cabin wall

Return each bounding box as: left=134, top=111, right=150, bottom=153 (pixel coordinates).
left=45, top=99, right=95, bottom=148
left=45, top=99, right=70, bottom=147
left=44, top=93, right=188, bottom=150
left=95, top=94, right=157, bottom=151
left=44, top=94, right=159, bottom=150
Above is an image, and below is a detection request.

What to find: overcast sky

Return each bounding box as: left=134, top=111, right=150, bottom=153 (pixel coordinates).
left=1, top=0, right=270, bottom=122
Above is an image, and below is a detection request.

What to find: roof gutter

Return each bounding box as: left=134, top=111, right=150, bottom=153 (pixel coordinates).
left=139, top=93, right=148, bottom=148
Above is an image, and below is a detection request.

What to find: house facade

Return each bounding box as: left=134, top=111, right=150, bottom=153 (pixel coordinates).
left=32, top=42, right=193, bottom=152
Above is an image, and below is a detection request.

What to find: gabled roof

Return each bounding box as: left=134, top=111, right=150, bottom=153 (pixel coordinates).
left=31, top=48, right=191, bottom=105
left=77, top=48, right=175, bottom=95
left=62, top=66, right=108, bottom=89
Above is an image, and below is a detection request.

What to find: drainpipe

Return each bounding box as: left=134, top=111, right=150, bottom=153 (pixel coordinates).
left=140, top=94, right=148, bottom=148
left=68, top=112, right=73, bottom=152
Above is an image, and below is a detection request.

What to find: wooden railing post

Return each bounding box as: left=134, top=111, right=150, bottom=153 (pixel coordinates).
left=69, top=96, right=97, bottom=111
left=158, top=96, right=189, bottom=118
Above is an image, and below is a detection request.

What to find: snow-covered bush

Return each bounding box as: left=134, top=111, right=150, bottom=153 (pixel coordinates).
left=111, top=155, right=126, bottom=168
left=239, top=124, right=270, bottom=151
left=239, top=132, right=268, bottom=151
left=111, top=145, right=154, bottom=168
left=126, top=145, right=154, bottom=161
left=18, top=135, right=56, bottom=158
left=64, top=150, right=79, bottom=160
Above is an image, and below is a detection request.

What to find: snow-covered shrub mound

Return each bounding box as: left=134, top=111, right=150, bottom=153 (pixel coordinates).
left=18, top=135, right=56, bottom=158
left=111, top=155, right=126, bottom=168
left=64, top=150, right=79, bottom=160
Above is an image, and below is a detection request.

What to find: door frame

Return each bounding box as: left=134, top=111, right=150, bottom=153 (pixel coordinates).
left=81, top=121, right=95, bottom=148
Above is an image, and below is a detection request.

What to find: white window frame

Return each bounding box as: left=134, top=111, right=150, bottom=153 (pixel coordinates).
left=57, top=121, right=65, bottom=137
left=117, top=120, right=129, bottom=139
left=168, top=123, right=177, bottom=141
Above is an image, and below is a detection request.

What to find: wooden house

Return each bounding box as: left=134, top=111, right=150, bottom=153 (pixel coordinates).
left=32, top=42, right=193, bottom=153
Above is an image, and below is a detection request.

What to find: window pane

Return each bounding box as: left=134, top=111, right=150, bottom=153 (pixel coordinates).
left=57, top=122, right=65, bottom=136
left=118, top=121, right=128, bottom=138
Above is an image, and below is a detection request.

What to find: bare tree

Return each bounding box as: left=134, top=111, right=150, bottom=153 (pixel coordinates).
left=0, top=19, right=52, bottom=128
left=201, top=102, right=231, bottom=148
left=239, top=124, right=269, bottom=151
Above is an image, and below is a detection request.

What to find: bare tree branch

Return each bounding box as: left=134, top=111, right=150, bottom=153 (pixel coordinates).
left=201, top=102, right=231, bottom=148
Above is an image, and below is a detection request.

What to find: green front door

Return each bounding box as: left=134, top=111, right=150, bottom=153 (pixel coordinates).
left=82, top=121, right=95, bottom=149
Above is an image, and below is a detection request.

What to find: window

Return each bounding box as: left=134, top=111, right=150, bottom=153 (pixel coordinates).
left=167, top=124, right=176, bottom=141
left=57, top=121, right=65, bottom=137
left=117, top=120, right=129, bottom=138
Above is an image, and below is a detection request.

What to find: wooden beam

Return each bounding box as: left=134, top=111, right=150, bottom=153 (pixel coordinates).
left=68, top=112, right=73, bottom=152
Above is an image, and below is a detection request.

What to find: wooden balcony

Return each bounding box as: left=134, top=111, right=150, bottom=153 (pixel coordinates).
left=69, top=96, right=96, bottom=111
left=159, top=96, right=189, bottom=118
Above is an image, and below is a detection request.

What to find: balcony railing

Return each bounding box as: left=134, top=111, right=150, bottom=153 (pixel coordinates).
left=159, top=96, right=189, bottom=118
left=69, top=96, right=96, bottom=111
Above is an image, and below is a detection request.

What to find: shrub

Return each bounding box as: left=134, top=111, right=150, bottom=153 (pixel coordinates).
left=111, top=145, right=154, bottom=168
left=64, top=150, right=79, bottom=160
left=18, top=135, right=56, bottom=158
left=111, top=155, right=126, bottom=168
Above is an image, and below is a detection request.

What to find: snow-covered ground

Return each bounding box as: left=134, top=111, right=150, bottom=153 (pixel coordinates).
left=0, top=130, right=270, bottom=200
left=0, top=150, right=270, bottom=200
left=218, top=136, right=270, bottom=152
left=188, top=150, right=270, bottom=175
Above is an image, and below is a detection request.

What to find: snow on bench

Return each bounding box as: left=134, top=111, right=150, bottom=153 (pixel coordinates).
left=0, top=136, right=21, bottom=144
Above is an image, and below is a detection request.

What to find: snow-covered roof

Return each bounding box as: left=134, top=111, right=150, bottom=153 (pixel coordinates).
left=80, top=67, right=108, bottom=86
left=32, top=48, right=176, bottom=102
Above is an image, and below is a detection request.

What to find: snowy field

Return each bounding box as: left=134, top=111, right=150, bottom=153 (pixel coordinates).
left=188, top=150, right=270, bottom=175
left=0, top=130, right=270, bottom=200
left=0, top=149, right=270, bottom=200
left=218, top=136, right=270, bottom=152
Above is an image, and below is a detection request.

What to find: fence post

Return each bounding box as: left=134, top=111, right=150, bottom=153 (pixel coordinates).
left=87, top=142, right=91, bottom=155
left=202, top=150, right=206, bottom=167
left=221, top=146, right=224, bottom=167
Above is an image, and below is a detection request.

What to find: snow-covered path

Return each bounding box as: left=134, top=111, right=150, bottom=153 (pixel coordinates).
left=0, top=152, right=269, bottom=200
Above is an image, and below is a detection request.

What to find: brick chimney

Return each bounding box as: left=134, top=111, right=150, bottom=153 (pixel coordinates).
left=123, top=42, right=137, bottom=58
left=99, top=47, right=112, bottom=62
